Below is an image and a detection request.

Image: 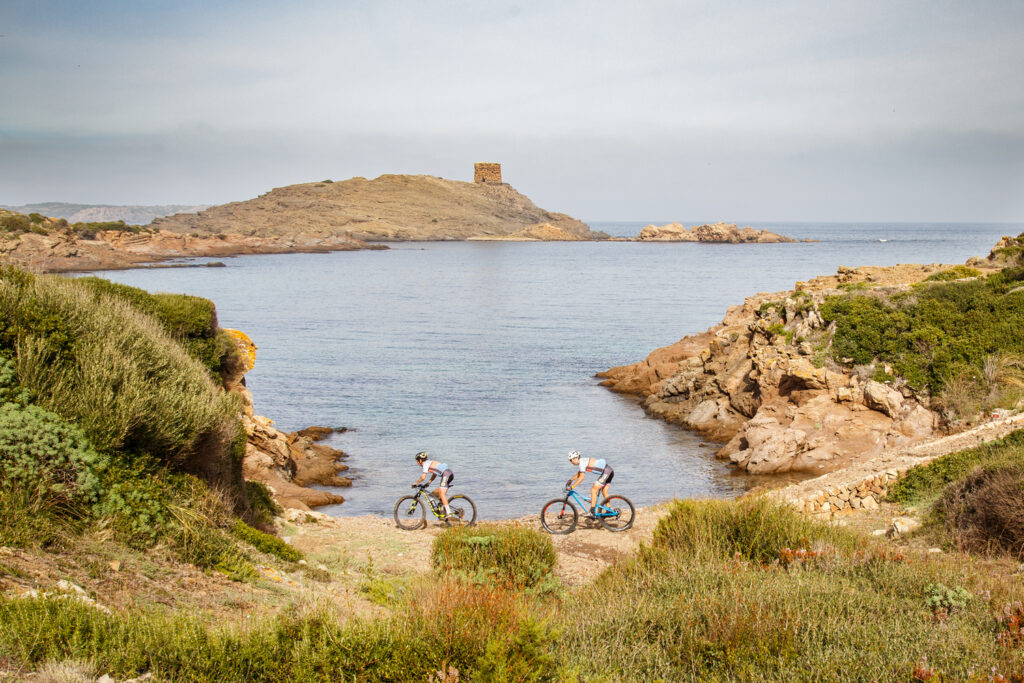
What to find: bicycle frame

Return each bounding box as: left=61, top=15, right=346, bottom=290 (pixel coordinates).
left=561, top=487, right=617, bottom=517
left=410, top=485, right=450, bottom=519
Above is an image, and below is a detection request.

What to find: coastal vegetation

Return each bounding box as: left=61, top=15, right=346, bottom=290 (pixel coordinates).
left=2, top=249, right=1024, bottom=679
left=819, top=247, right=1024, bottom=423
left=2, top=485, right=1022, bottom=680
left=0, top=265, right=274, bottom=582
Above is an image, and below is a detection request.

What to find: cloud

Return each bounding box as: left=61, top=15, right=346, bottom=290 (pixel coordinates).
left=0, top=0, right=1021, bottom=219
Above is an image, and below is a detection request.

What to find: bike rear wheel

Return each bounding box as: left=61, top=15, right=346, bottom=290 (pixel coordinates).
left=540, top=498, right=578, bottom=534
left=393, top=494, right=426, bottom=530
left=445, top=494, right=477, bottom=527
left=597, top=495, right=635, bottom=532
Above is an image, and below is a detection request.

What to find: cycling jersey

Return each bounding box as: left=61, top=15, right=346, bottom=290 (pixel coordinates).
left=578, top=457, right=607, bottom=474
left=423, top=460, right=449, bottom=476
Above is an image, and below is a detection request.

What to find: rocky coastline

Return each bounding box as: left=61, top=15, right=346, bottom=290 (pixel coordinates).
left=597, top=253, right=1008, bottom=476
left=220, top=329, right=353, bottom=512
left=0, top=223, right=382, bottom=274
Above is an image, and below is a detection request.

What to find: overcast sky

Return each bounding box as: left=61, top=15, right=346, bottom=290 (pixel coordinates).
left=1, top=0, right=1022, bottom=222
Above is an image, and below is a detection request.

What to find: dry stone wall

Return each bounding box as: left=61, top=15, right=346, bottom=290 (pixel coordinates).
left=766, top=411, right=1024, bottom=518
left=474, top=162, right=502, bottom=184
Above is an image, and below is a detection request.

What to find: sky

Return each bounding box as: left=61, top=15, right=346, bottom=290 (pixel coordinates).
left=1, top=0, right=1022, bottom=222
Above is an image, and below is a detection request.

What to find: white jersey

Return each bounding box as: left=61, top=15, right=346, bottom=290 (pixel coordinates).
left=423, top=460, right=449, bottom=476
left=578, top=457, right=607, bottom=474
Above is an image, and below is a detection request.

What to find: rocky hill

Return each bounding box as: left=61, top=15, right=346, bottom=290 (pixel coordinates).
left=148, top=174, right=607, bottom=241
left=1, top=202, right=208, bottom=225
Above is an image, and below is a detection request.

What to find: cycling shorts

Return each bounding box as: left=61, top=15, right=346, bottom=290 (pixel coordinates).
left=439, top=470, right=454, bottom=489
left=597, top=466, right=614, bottom=486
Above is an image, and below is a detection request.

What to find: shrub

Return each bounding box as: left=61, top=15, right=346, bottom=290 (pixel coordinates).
left=925, top=583, right=972, bottom=615
left=231, top=520, right=302, bottom=563
left=650, top=497, right=856, bottom=562
left=245, top=480, right=281, bottom=529
left=887, top=430, right=1024, bottom=505
left=821, top=267, right=1024, bottom=394
left=922, top=265, right=982, bottom=282
left=71, top=220, right=142, bottom=239
left=935, top=464, right=1024, bottom=559
left=432, top=524, right=556, bottom=590
left=0, top=268, right=240, bottom=466
left=75, top=277, right=238, bottom=381
left=0, top=401, right=108, bottom=504
left=0, top=213, right=31, bottom=233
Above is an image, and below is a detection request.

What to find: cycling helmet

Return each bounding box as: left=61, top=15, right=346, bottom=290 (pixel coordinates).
left=568, top=450, right=581, bottom=463
left=415, top=451, right=428, bottom=462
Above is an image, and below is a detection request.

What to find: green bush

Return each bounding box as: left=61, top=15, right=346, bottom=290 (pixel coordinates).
left=232, top=519, right=302, bottom=563
left=0, top=268, right=240, bottom=465
left=923, top=265, right=982, bottom=282
left=71, top=220, right=143, bottom=239
left=432, top=524, right=557, bottom=590
left=887, top=430, right=1024, bottom=505
left=76, top=277, right=237, bottom=381
left=0, top=213, right=31, bottom=234
left=821, top=266, right=1024, bottom=392
left=245, top=480, right=281, bottom=529
left=0, top=401, right=108, bottom=504
left=650, top=496, right=856, bottom=562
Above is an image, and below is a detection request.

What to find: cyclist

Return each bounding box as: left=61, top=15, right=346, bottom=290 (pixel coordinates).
left=412, top=451, right=454, bottom=517
left=566, top=450, right=614, bottom=518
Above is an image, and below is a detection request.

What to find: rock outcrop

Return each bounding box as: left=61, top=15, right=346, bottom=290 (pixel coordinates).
left=0, top=215, right=381, bottom=273
left=221, top=329, right=351, bottom=511
left=149, top=174, right=607, bottom=242
left=634, top=222, right=803, bottom=243
left=597, top=264, right=973, bottom=474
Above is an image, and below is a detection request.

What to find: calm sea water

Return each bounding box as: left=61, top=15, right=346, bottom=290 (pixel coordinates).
left=89, top=222, right=1020, bottom=518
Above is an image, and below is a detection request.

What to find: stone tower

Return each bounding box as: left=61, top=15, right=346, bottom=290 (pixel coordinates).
left=474, top=162, right=502, bottom=184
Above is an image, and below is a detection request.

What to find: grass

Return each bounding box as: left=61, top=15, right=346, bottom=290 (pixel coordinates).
left=2, top=496, right=1023, bottom=681
left=560, top=498, right=1023, bottom=681
left=887, top=429, right=1024, bottom=506
left=431, top=523, right=556, bottom=591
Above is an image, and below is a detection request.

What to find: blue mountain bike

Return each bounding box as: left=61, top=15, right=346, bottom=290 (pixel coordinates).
left=540, top=486, right=635, bottom=534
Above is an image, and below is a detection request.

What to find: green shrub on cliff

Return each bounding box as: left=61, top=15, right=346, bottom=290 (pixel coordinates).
left=76, top=277, right=238, bottom=382
left=820, top=266, right=1024, bottom=393
left=0, top=268, right=240, bottom=465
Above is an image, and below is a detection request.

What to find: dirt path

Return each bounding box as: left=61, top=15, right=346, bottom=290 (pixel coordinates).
left=286, top=502, right=672, bottom=587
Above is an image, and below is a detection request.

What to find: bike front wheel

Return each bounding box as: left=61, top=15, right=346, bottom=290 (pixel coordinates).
left=445, top=494, right=477, bottom=527
left=540, top=498, right=578, bottom=534
left=393, top=495, right=426, bottom=530
left=597, top=495, right=635, bottom=532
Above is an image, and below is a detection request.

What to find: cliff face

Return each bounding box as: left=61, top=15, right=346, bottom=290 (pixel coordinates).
left=148, top=174, right=605, bottom=241
left=598, top=261, right=1002, bottom=474
left=221, top=330, right=351, bottom=511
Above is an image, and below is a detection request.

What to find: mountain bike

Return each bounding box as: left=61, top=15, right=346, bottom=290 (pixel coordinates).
left=393, top=483, right=477, bottom=530
left=540, top=486, right=634, bottom=534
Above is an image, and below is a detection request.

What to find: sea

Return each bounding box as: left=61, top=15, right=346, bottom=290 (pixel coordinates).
left=86, top=221, right=1022, bottom=519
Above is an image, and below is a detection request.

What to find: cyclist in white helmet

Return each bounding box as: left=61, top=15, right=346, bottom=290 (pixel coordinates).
left=566, top=450, right=614, bottom=518
left=412, top=451, right=454, bottom=517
